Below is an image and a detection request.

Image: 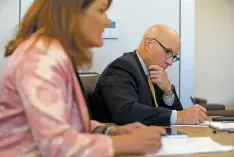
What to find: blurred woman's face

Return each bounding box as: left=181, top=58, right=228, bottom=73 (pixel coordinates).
left=79, top=0, right=110, bottom=48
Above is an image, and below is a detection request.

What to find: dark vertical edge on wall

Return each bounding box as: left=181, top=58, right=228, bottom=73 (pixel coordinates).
left=179, top=0, right=181, bottom=98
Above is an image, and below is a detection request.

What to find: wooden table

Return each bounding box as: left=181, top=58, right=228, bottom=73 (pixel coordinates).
left=106, top=117, right=234, bottom=157
left=139, top=126, right=234, bottom=157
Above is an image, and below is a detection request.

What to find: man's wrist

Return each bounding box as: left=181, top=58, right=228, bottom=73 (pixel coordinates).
left=164, top=84, right=172, bottom=92
left=163, top=94, right=173, bottom=99
left=163, top=84, right=174, bottom=96
left=176, top=111, right=183, bottom=124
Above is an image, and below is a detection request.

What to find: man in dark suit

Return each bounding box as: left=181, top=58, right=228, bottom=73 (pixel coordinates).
left=92, top=24, right=208, bottom=126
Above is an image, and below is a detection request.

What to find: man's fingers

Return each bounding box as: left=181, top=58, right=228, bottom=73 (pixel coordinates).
left=199, top=110, right=208, bottom=120
left=195, top=104, right=207, bottom=112
left=150, top=74, right=161, bottom=80
left=151, top=78, right=160, bottom=83
left=197, top=115, right=205, bottom=124
left=149, top=65, right=162, bottom=71
left=132, top=122, right=146, bottom=128
left=150, top=71, right=162, bottom=75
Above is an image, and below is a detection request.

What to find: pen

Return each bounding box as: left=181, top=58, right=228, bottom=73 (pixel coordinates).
left=190, top=96, right=196, bottom=105
left=213, top=130, right=234, bottom=134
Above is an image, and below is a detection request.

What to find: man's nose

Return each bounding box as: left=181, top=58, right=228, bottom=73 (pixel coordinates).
left=166, top=57, right=173, bottom=66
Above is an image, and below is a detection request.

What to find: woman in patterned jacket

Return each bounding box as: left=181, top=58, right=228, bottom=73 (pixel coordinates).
left=0, top=0, right=165, bottom=156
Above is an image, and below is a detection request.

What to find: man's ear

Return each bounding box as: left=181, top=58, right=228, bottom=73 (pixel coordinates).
left=149, top=43, right=152, bottom=49
left=144, top=37, right=152, bottom=51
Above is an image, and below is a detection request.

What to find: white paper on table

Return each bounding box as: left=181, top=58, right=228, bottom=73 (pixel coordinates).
left=147, top=137, right=234, bottom=156
left=208, top=121, right=234, bottom=130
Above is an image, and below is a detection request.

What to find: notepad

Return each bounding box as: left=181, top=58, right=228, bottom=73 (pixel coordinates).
left=171, top=121, right=210, bottom=127
left=208, top=121, right=234, bottom=131
left=147, top=137, right=234, bottom=156
left=170, top=121, right=234, bottom=130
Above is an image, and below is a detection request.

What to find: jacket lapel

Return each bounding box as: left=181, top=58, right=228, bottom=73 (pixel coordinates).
left=66, top=56, right=90, bottom=133
left=71, top=73, right=90, bottom=132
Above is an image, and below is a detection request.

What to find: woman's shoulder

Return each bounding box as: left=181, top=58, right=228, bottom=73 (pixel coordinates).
left=10, top=37, right=73, bottom=76
left=35, top=38, right=70, bottom=63
left=22, top=37, right=72, bottom=68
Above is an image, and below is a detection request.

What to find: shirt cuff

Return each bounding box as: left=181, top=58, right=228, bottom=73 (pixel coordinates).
left=170, top=110, right=177, bottom=125
left=163, top=94, right=175, bottom=106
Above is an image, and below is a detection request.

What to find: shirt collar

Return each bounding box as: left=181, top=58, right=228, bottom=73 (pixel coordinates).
left=136, top=51, right=149, bottom=76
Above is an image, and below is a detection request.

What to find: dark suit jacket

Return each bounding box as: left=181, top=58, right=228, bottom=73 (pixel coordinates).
left=91, top=50, right=183, bottom=126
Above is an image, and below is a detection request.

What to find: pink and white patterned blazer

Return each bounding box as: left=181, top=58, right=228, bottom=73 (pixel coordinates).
left=0, top=37, right=113, bottom=157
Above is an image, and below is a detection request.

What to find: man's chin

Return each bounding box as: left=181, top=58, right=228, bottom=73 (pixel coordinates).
left=160, top=65, right=167, bottom=69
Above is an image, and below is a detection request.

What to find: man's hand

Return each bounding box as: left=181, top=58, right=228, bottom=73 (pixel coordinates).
left=148, top=65, right=172, bottom=92
left=109, top=122, right=146, bottom=135
left=177, top=104, right=208, bottom=124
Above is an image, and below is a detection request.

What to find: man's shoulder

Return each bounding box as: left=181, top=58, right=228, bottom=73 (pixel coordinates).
left=109, top=51, right=138, bottom=70
left=98, top=51, right=139, bottom=82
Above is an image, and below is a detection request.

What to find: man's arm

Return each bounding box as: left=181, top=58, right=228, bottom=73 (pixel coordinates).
left=154, top=85, right=183, bottom=125
left=171, top=88, right=183, bottom=110
left=153, top=83, right=183, bottom=111
left=148, top=64, right=183, bottom=111
left=161, top=87, right=183, bottom=111
left=99, top=68, right=173, bottom=126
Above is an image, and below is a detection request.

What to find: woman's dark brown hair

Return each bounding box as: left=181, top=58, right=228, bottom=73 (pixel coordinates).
left=5, top=0, right=112, bottom=67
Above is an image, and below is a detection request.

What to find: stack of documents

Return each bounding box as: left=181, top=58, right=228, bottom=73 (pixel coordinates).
left=147, top=137, right=234, bottom=156
left=206, top=121, right=234, bottom=131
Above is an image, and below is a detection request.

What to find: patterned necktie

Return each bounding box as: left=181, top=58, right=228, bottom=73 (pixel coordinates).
left=147, top=76, right=158, bottom=107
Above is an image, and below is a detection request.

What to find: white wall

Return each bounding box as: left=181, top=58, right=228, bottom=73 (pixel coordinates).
left=20, top=0, right=33, bottom=19
left=0, top=0, right=19, bottom=75
left=195, top=0, right=234, bottom=105
left=180, top=0, right=195, bottom=108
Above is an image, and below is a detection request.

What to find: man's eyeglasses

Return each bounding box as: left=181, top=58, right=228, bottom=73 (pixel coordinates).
left=151, top=38, right=180, bottom=63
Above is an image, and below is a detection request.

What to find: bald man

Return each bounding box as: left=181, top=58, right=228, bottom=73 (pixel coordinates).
left=91, top=24, right=208, bottom=126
